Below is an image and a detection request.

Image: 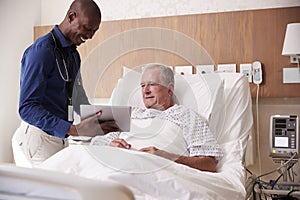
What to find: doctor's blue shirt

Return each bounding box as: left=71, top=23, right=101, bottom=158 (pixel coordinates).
left=19, top=25, right=89, bottom=139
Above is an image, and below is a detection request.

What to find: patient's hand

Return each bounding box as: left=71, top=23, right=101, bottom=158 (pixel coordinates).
left=110, top=138, right=131, bottom=149
left=139, top=146, right=158, bottom=154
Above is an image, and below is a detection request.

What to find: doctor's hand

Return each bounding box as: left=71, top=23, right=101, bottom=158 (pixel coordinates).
left=110, top=138, right=131, bottom=149
left=67, top=112, right=120, bottom=137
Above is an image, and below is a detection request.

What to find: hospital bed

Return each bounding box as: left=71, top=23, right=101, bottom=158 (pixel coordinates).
left=35, top=70, right=254, bottom=200
left=0, top=163, right=134, bottom=200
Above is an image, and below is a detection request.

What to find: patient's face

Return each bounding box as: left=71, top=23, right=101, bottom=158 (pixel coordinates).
left=140, top=68, right=171, bottom=110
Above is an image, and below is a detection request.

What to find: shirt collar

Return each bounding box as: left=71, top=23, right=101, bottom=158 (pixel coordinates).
left=53, top=25, right=76, bottom=50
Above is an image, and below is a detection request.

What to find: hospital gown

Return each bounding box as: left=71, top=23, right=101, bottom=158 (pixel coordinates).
left=91, top=104, right=222, bottom=159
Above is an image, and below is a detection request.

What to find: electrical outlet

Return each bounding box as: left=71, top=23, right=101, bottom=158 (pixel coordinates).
left=195, top=65, right=214, bottom=74
left=174, top=65, right=193, bottom=75
left=290, top=56, right=299, bottom=64
left=240, top=63, right=252, bottom=82
left=217, top=64, right=236, bottom=73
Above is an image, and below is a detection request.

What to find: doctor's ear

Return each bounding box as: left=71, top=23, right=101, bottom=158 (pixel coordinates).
left=68, top=12, right=77, bottom=23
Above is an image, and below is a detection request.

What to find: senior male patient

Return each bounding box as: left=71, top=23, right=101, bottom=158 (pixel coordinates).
left=91, top=64, right=223, bottom=172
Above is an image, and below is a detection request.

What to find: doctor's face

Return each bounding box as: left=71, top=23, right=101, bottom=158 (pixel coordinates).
left=140, top=68, right=172, bottom=110
left=68, top=10, right=100, bottom=46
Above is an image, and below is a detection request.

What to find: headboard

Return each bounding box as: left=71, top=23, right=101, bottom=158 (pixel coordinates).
left=34, top=6, right=300, bottom=99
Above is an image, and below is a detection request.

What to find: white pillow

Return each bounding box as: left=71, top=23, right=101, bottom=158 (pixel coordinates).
left=110, top=68, right=225, bottom=136
left=110, top=68, right=145, bottom=109
left=174, top=74, right=225, bottom=138
left=173, top=74, right=224, bottom=120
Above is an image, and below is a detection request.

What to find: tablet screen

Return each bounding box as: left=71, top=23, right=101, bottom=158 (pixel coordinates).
left=80, top=105, right=131, bottom=132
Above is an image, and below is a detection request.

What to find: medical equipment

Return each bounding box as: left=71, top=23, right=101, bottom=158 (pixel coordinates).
left=253, top=61, right=263, bottom=85
left=252, top=152, right=300, bottom=199
left=50, top=30, right=71, bottom=82
left=270, top=115, right=299, bottom=159
left=250, top=115, right=300, bottom=200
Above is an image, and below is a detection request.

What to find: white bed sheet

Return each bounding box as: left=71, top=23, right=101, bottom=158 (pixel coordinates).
left=40, top=145, right=245, bottom=200
left=38, top=72, right=253, bottom=200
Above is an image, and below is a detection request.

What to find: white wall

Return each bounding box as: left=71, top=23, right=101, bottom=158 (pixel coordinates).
left=41, top=0, right=300, bottom=24
left=0, top=0, right=41, bottom=163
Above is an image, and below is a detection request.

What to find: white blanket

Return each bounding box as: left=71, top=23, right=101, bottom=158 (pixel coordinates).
left=40, top=145, right=245, bottom=200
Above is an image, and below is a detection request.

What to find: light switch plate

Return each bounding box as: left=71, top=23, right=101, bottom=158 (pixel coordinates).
left=195, top=65, right=214, bottom=74
left=240, top=63, right=252, bottom=82
left=283, top=68, right=300, bottom=83
left=217, top=64, right=236, bottom=73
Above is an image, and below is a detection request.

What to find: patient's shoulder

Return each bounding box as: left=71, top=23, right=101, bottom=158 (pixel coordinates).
left=170, top=105, right=208, bottom=122
left=169, top=104, right=194, bottom=115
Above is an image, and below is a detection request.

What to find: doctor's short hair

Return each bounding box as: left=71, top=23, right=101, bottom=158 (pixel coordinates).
left=69, top=0, right=101, bottom=20
left=141, top=63, right=174, bottom=86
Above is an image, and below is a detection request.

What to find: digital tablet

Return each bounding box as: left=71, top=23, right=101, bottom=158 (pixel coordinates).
left=80, top=105, right=132, bottom=132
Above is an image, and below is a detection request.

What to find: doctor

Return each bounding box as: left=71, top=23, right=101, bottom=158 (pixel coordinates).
left=12, top=0, right=119, bottom=167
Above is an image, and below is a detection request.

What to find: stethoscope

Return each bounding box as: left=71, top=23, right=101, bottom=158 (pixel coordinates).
left=50, top=30, right=71, bottom=82
left=50, top=30, right=82, bottom=117
left=50, top=29, right=82, bottom=84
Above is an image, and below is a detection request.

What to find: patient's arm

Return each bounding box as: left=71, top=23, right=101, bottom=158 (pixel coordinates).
left=139, top=146, right=217, bottom=172
left=175, top=155, right=217, bottom=172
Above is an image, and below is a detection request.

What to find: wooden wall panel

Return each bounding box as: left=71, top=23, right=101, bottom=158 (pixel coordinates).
left=34, top=6, right=300, bottom=98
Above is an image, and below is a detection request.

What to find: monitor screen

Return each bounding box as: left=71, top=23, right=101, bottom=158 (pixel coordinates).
left=274, top=137, right=289, bottom=148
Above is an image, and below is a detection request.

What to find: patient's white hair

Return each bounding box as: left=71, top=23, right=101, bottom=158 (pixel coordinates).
left=142, top=63, right=174, bottom=86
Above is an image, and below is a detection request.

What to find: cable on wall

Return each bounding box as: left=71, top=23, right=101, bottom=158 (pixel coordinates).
left=255, top=84, right=262, bottom=176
